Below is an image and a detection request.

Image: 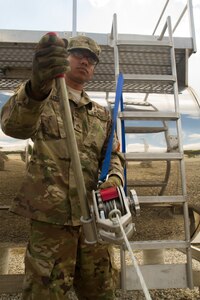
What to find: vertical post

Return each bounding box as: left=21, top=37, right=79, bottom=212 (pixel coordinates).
left=112, top=14, right=122, bottom=150
left=167, top=16, right=194, bottom=289
left=72, top=0, right=77, bottom=37
left=187, top=0, right=197, bottom=52
left=120, top=245, right=126, bottom=290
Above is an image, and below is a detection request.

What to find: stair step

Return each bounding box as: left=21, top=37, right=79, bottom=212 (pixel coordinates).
left=118, top=111, right=179, bottom=120
left=129, top=240, right=189, bottom=250
left=123, top=74, right=176, bottom=82
left=125, top=264, right=191, bottom=290
left=127, top=180, right=167, bottom=187
left=125, top=126, right=168, bottom=133
left=137, top=195, right=186, bottom=204
left=117, top=39, right=172, bottom=47
left=125, top=152, right=183, bottom=161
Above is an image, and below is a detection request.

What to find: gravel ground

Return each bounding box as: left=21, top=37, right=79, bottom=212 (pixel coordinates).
left=0, top=154, right=200, bottom=299
left=1, top=247, right=200, bottom=299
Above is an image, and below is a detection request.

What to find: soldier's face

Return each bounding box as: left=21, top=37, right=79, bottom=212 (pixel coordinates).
left=66, top=50, right=95, bottom=84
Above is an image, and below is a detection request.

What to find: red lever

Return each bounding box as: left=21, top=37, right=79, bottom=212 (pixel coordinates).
left=100, top=187, right=119, bottom=202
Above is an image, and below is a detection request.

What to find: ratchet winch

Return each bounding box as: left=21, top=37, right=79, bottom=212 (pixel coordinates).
left=90, top=186, right=140, bottom=244
left=90, top=186, right=152, bottom=300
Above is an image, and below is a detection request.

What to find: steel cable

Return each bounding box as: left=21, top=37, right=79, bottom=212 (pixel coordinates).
left=112, top=203, right=152, bottom=300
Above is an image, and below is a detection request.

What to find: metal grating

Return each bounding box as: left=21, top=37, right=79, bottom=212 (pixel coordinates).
left=0, top=31, right=195, bottom=93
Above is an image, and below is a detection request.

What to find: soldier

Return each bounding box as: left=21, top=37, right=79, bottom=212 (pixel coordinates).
left=0, top=33, right=124, bottom=300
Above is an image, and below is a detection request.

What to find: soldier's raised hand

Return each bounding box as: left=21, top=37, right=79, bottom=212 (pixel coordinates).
left=28, top=32, right=70, bottom=100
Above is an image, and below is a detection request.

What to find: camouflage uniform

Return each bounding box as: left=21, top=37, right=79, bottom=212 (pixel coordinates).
left=22, top=220, right=118, bottom=300
left=1, top=81, right=124, bottom=299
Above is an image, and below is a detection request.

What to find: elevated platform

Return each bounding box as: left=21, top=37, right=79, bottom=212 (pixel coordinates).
left=0, top=29, right=195, bottom=93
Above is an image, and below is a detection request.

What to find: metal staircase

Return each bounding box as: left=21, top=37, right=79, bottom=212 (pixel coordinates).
left=110, top=10, right=194, bottom=290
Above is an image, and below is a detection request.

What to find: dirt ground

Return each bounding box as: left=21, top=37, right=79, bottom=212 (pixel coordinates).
left=0, top=154, right=29, bottom=244
left=0, top=153, right=200, bottom=244
left=0, top=153, right=200, bottom=299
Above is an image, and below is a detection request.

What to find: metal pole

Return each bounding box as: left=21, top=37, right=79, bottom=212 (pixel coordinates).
left=112, top=13, right=122, bottom=150
left=56, top=76, right=97, bottom=243
left=152, top=0, right=170, bottom=35
left=72, top=0, right=77, bottom=37
left=187, top=0, right=197, bottom=52
left=172, top=5, right=187, bottom=33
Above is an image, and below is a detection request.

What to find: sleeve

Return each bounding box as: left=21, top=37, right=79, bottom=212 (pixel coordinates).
left=0, top=82, right=47, bottom=140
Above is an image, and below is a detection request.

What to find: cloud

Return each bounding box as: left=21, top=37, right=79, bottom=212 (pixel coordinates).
left=126, top=143, right=166, bottom=153
left=0, top=141, right=27, bottom=151
left=0, top=129, right=27, bottom=151
left=126, top=143, right=200, bottom=153
left=0, top=129, right=6, bottom=139
left=188, top=133, right=200, bottom=140
left=183, top=143, right=200, bottom=150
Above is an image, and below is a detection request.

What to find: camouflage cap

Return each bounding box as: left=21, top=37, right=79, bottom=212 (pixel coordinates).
left=67, top=36, right=101, bottom=62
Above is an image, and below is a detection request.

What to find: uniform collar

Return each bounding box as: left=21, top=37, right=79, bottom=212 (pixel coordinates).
left=67, top=87, right=92, bottom=108
left=51, top=83, right=92, bottom=108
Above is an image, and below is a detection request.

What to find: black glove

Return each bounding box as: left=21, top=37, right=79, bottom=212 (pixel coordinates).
left=28, top=33, right=70, bottom=100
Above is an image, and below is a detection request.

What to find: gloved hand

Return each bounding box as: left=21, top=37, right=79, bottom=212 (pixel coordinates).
left=99, top=175, right=122, bottom=190
left=28, top=32, right=70, bottom=100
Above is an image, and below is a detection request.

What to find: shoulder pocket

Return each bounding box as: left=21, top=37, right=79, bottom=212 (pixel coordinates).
left=40, top=112, right=60, bottom=139
left=39, top=99, right=69, bottom=140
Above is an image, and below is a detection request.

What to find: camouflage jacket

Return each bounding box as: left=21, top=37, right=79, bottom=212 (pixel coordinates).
left=1, top=82, right=125, bottom=226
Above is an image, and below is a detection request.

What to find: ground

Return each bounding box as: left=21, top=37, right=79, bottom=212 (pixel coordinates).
left=0, top=154, right=29, bottom=244
left=0, top=154, right=200, bottom=299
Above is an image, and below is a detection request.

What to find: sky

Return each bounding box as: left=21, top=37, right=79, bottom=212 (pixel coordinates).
left=0, top=0, right=199, bottom=152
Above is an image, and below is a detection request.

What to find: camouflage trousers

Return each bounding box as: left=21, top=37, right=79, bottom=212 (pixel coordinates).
left=22, top=220, right=118, bottom=300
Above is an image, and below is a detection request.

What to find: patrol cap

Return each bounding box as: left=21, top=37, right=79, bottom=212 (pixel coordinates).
left=67, top=35, right=101, bottom=62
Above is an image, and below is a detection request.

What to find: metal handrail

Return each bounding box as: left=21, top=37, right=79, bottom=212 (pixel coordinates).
left=152, top=0, right=196, bottom=52
left=173, top=4, right=187, bottom=33
left=152, top=0, right=170, bottom=35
